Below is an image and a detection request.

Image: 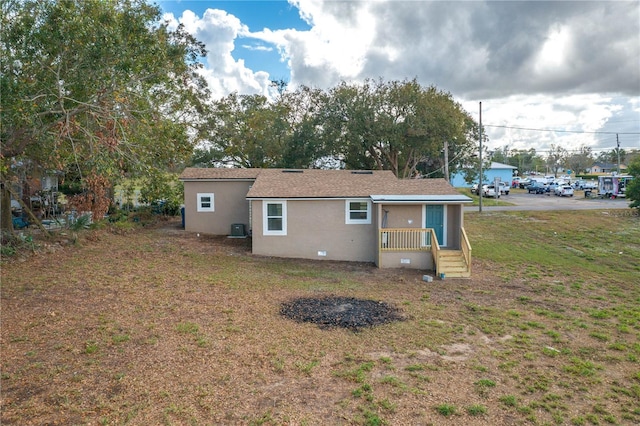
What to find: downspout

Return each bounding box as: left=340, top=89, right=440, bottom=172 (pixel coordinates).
left=248, top=184, right=253, bottom=237
left=376, top=203, right=382, bottom=267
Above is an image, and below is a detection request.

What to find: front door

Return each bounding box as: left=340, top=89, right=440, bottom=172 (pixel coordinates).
left=425, top=205, right=445, bottom=246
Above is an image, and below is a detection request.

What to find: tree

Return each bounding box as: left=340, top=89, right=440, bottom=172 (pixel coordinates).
left=276, top=86, right=331, bottom=169
left=196, top=79, right=479, bottom=178
left=546, top=144, right=568, bottom=177
left=596, top=148, right=626, bottom=167
left=566, top=145, right=594, bottom=176
left=198, top=93, right=283, bottom=168
left=197, top=86, right=331, bottom=169
left=625, top=156, right=640, bottom=209
left=1, top=0, right=209, bottom=231
left=491, top=146, right=511, bottom=166
left=509, top=148, right=544, bottom=175
left=323, top=79, right=477, bottom=178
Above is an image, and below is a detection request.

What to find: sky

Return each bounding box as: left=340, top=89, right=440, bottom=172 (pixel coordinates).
left=158, top=0, right=640, bottom=158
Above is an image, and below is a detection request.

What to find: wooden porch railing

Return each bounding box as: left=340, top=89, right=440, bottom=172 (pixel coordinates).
left=461, top=227, right=472, bottom=270
left=378, top=228, right=470, bottom=276
left=429, top=229, right=440, bottom=273
left=379, top=228, right=433, bottom=252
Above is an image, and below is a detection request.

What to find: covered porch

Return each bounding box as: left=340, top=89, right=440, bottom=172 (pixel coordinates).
left=371, top=196, right=472, bottom=277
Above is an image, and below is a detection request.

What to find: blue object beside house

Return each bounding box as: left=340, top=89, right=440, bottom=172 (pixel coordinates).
left=450, top=162, right=517, bottom=188
left=12, top=216, right=29, bottom=229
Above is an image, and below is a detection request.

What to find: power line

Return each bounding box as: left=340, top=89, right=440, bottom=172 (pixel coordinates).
left=484, top=124, right=640, bottom=135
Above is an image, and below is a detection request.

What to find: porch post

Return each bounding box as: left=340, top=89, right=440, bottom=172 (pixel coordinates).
left=376, top=203, right=382, bottom=267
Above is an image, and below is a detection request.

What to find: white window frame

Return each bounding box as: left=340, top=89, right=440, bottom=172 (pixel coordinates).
left=263, top=200, right=287, bottom=236
left=197, top=193, right=215, bottom=212
left=345, top=199, right=371, bottom=224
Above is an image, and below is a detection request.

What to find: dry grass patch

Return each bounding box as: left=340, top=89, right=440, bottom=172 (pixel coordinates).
left=2, top=211, right=640, bottom=425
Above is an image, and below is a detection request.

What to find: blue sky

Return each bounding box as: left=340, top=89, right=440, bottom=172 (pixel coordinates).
left=157, top=1, right=640, bottom=155
left=159, top=1, right=309, bottom=80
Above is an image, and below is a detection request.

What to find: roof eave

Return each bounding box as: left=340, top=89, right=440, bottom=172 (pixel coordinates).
left=370, top=194, right=473, bottom=203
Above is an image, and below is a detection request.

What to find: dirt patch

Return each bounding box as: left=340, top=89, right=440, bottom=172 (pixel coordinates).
left=280, top=296, right=405, bottom=330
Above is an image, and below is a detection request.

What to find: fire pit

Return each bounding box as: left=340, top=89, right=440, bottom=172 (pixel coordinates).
left=280, top=296, right=405, bottom=331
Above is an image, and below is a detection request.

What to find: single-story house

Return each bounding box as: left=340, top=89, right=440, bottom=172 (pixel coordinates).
left=179, top=168, right=473, bottom=277
left=450, top=162, right=517, bottom=188
left=589, top=162, right=626, bottom=174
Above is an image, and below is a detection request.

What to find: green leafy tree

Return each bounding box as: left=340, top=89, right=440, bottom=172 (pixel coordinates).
left=197, top=79, right=478, bottom=178
left=276, top=86, right=331, bottom=168
left=566, top=145, right=594, bottom=176
left=510, top=148, right=545, bottom=175
left=546, top=144, right=568, bottom=177
left=1, top=0, right=208, bottom=231
left=625, top=156, right=640, bottom=209
left=197, top=86, right=331, bottom=169
left=596, top=148, right=626, bottom=168
left=623, top=149, right=639, bottom=169
left=491, top=146, right=511, bottom=166
left=199, top=93, right=283, bottom=168
left=138, top=171, right=184, bottom=216
left=323, top=79, right=477, bottom=178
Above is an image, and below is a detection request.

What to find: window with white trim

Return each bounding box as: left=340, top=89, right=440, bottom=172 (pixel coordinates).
left=345, top=199, right=371, bottom=224
left=197, top=193, right=215, bottom=212
left=263, top=201, right=287, bottom=235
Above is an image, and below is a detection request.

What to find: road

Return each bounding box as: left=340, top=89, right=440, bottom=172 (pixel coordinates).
left=465, top=190, right=632, bottom=212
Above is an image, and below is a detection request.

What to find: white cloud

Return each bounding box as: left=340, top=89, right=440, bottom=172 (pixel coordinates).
left=242, top=44, right=273, bottom=52
left=163, top=9, right=276, bottom=98
left=163, top=1, right=640, bottom=152
left=462, top=94, right=628, bottom=154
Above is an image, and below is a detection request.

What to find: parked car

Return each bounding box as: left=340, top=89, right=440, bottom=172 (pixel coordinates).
left=482, top=184, right=500, bottom=198
left=555, top=185, right=574, bottom=197
left=527, top=181, right=546, bottom=194
left=518, top=179, right=531, bottom=189
left=498, top=182, right=510, bottom=195
left=574, top=180, right=596, bottom=190
left=511, top=177, right=522, bottom=188
left=547, top=182, right=561, bottom=194
left=471, top=182, right=489, bottom=195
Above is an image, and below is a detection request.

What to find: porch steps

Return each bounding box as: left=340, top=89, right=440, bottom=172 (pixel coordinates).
left=438, top=250, right=470, bottom=278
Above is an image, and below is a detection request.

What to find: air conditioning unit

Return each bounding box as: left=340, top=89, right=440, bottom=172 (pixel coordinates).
left=230, top=223, right=246, bottom=237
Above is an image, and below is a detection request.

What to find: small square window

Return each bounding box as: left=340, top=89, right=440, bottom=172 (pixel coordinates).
left=197, top=193, right=215, bottom=212
left=263, top=201, right=286, bottom=235
left=345, top=199, right=371, bottom=224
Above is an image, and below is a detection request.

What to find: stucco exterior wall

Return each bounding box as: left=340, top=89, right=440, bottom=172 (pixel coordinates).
left=183, top=180, right=253, bottom=235
left=251, top=199, right=378, bottom=263
left=379, top=252, right=434, bottom=270
left=381, top=204, right=423, bottom=228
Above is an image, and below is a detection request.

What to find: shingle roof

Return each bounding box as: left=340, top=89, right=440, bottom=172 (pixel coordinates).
left=246, top=169, right=397, bottom=198
left=180, top=167, right=466, bottom=199
left=179, top=167, right=261, bottom=180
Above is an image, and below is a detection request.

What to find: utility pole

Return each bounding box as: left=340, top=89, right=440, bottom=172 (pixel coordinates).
left=443, top=139, right=449, bottom=182
left=617, top=134, right=621, bottom=174
left=479, top=102, right=483, bottom=213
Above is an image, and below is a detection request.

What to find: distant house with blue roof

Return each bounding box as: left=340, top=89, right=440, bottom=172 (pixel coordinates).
left=450, top=162, right=517, bottom=188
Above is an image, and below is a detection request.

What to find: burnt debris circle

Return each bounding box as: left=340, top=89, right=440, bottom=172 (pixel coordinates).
left=280, top=296, right=405, bottom=331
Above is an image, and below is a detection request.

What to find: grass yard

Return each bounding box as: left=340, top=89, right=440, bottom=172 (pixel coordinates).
left=2, top=210, right=640, bottom=425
